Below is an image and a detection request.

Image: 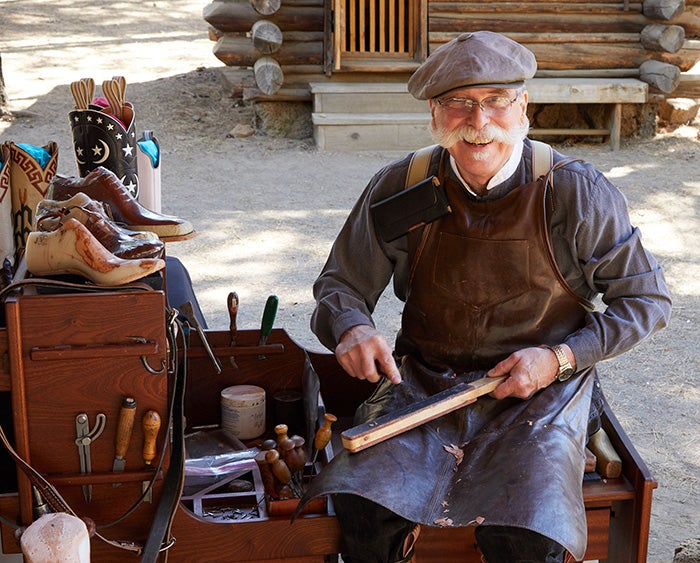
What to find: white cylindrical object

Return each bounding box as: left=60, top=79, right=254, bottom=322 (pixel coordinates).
left=221, top=385, right=266, bottom=440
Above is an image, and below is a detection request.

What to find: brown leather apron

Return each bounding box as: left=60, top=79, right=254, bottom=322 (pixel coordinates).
left=302, top=150, right=595, bottom=561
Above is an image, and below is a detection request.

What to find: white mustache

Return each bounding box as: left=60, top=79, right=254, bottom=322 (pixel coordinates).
left=431, top=120, right=529, bottom=149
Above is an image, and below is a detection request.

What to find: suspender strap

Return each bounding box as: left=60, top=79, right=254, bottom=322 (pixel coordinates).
left=405, top=144, right=439, bottom=188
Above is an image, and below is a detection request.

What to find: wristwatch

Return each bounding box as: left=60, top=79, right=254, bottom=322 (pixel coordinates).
left=547, top=345, right=575, bottom=381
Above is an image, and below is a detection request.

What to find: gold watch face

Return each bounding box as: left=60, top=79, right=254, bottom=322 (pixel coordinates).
left=558, top=365, right=575, bottom=381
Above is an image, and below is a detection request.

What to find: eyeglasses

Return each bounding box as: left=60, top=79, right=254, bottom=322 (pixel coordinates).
left=435, top=92, right=522, bottom=117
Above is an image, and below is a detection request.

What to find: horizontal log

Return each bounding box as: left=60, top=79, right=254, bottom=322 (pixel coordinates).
left=425, top=39, right=700, bottom=71
left=204, top=2, right=323, bottom=32
left=430, top=31, right=642, bottom=43
left=642, top=0, right=686, bottom=20
left=641, top=23, right=685, bottom=52
left=669, top=74, right=700, bottom=97
left=428, top=13, right=649, bottom=34
left=535, top=68, right=640, bottom=77
left=429, top=2, right=643, bottom=14
left=249, top=0, right=280, bottom=16
left=639, top=59, right=682, bottom=91
left=673, top=11, right=700, bottom=39
left=251, top=19, right=283, bottom=54
left=214, top=34, right=323, bottom=66
left=243, top=86, right=311, bottom=101
left=254, top=56, right=284, bottom=95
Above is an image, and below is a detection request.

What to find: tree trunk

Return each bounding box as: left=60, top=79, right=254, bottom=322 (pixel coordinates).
left=0, top=54, right=9, bottom=116
left=251, top=20, right=283, bottom=54
left=254, top=56, right=284, bottom=95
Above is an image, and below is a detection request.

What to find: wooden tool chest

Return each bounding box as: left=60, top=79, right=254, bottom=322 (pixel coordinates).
left=0, top=287, right=656, bottom=562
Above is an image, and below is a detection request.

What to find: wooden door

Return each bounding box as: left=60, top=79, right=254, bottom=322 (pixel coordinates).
left=330, top=0, right=426, bottom=71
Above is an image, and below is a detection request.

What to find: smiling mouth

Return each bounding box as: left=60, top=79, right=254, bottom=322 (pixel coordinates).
left=465, top=139, right=492, bottom=146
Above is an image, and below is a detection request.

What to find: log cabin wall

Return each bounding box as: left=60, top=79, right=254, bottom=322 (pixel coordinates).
left=203, top=0, right=700, bottom=135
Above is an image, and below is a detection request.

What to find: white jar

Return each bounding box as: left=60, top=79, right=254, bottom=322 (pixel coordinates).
left=220, top=385, right=266, bottom=440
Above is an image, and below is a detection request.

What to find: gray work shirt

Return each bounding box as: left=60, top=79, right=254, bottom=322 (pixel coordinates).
left=311, top=139, right=672, bottom=372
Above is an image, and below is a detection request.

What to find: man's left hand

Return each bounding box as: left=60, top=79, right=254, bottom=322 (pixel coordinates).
left=486, top=347, right=561, bottom=400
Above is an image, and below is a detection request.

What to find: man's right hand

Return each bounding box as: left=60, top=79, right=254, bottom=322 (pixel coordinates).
left=334, top=325, right=402, bottom=384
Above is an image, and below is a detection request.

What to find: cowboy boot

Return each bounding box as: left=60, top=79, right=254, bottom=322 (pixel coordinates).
left=49, top=167, right=195, bottom=241
left=35, top=192, right=159, bottom=241
left=36, top=206, right=165, bottom=260
left=69, top=100, right=139, bottom=198
left=8, top=141, right=58, bottom=255
left=24, top=218, right=165, bottom=286
left=0, top=143, right=13, bottom=266
left=136, top=130, right=161, bottom=213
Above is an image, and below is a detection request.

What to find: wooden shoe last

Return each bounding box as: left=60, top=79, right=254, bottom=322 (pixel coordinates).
left=25, top=218, right=165, bottom=286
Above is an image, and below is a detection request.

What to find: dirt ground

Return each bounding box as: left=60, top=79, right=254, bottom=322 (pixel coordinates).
left=1, top=1, right=698, bottom=561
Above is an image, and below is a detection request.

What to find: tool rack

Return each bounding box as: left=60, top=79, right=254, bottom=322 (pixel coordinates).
left=0, top=285, right=657, bottom=562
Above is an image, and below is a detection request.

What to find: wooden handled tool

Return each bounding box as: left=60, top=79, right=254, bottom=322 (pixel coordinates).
left=257, top=295, right=278, bottom=358
left=312, top=413, right=337, bottom=464
left=227, top=291, right=239, bottom=369
left=587, top=428, right=622, bottom=478
left=112, top=397, right=137, bottom=473
left=342, top=376, right=506, bottom=453
left=142, top=410, right=161, bottom=466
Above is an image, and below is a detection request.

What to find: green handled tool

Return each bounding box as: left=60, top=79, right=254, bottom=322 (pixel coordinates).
left=258, top=295, right=279, bottom=358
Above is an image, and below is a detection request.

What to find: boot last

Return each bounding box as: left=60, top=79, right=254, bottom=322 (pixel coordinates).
left=48, top=167, right=195, bottom=242
left=35, top=192, right=159, bottom=240
left=25, top=218, right=165, bottom=286
left=36, top=196, right=165, bottom=260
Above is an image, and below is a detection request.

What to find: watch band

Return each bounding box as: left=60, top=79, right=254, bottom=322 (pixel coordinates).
left=548, top=344, right=575, bottom=381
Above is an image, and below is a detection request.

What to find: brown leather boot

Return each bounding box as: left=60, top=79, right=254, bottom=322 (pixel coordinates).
left=48, top=167, right=195, bottom=242
left=25, top=218, right=165, bottom=286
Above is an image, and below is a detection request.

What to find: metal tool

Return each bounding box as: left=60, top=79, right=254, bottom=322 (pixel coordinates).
left=227, top=291, right=239, bottom=369
left=112, top=396, right=137, bottom=485
left=141, top=410, right=161, bottom=502
left=180, top=301, right=222, bottom=374
left=258, top=295, right=279, bottom=359
left=75, top=412, right=106, bottom=502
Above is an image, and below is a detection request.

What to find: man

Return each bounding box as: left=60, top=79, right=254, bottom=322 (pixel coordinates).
left=302, top=31, right=671, bottom=562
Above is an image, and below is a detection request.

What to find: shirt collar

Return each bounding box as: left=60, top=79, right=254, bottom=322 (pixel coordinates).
left=449, top=140, right=524, bottom=196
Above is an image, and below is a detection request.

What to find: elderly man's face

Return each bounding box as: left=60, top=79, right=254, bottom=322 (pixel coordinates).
left=429, top=87, right=529, bottom=189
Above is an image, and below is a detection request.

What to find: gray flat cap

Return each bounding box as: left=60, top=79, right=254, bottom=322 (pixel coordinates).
left=407, top=31, right=537, bottom=100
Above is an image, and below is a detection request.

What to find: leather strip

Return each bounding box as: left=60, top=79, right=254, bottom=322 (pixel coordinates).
left=140, top=309, right=186, bottom=562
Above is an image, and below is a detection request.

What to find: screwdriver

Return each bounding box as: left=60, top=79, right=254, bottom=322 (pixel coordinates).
left=227, top=291, right=239, bottom=369
left=257, top=295, right=278, bottom=359
left=312, top=413, right=337, bottom=464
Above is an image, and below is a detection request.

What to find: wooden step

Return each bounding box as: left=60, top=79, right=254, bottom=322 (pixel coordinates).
left=312, top=112, right=432, bottom=151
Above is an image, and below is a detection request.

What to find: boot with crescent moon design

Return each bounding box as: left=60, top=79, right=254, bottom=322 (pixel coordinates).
left=69, top=77, right=139, bottom=198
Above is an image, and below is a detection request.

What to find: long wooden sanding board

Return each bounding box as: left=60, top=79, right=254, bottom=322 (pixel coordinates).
left=342, top=375, right=506, bottom=453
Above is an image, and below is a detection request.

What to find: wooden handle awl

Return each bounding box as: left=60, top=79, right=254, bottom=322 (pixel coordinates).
left=342, top=376, right=505, bottom=453
left=142, top=410, right=161, bottom=466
